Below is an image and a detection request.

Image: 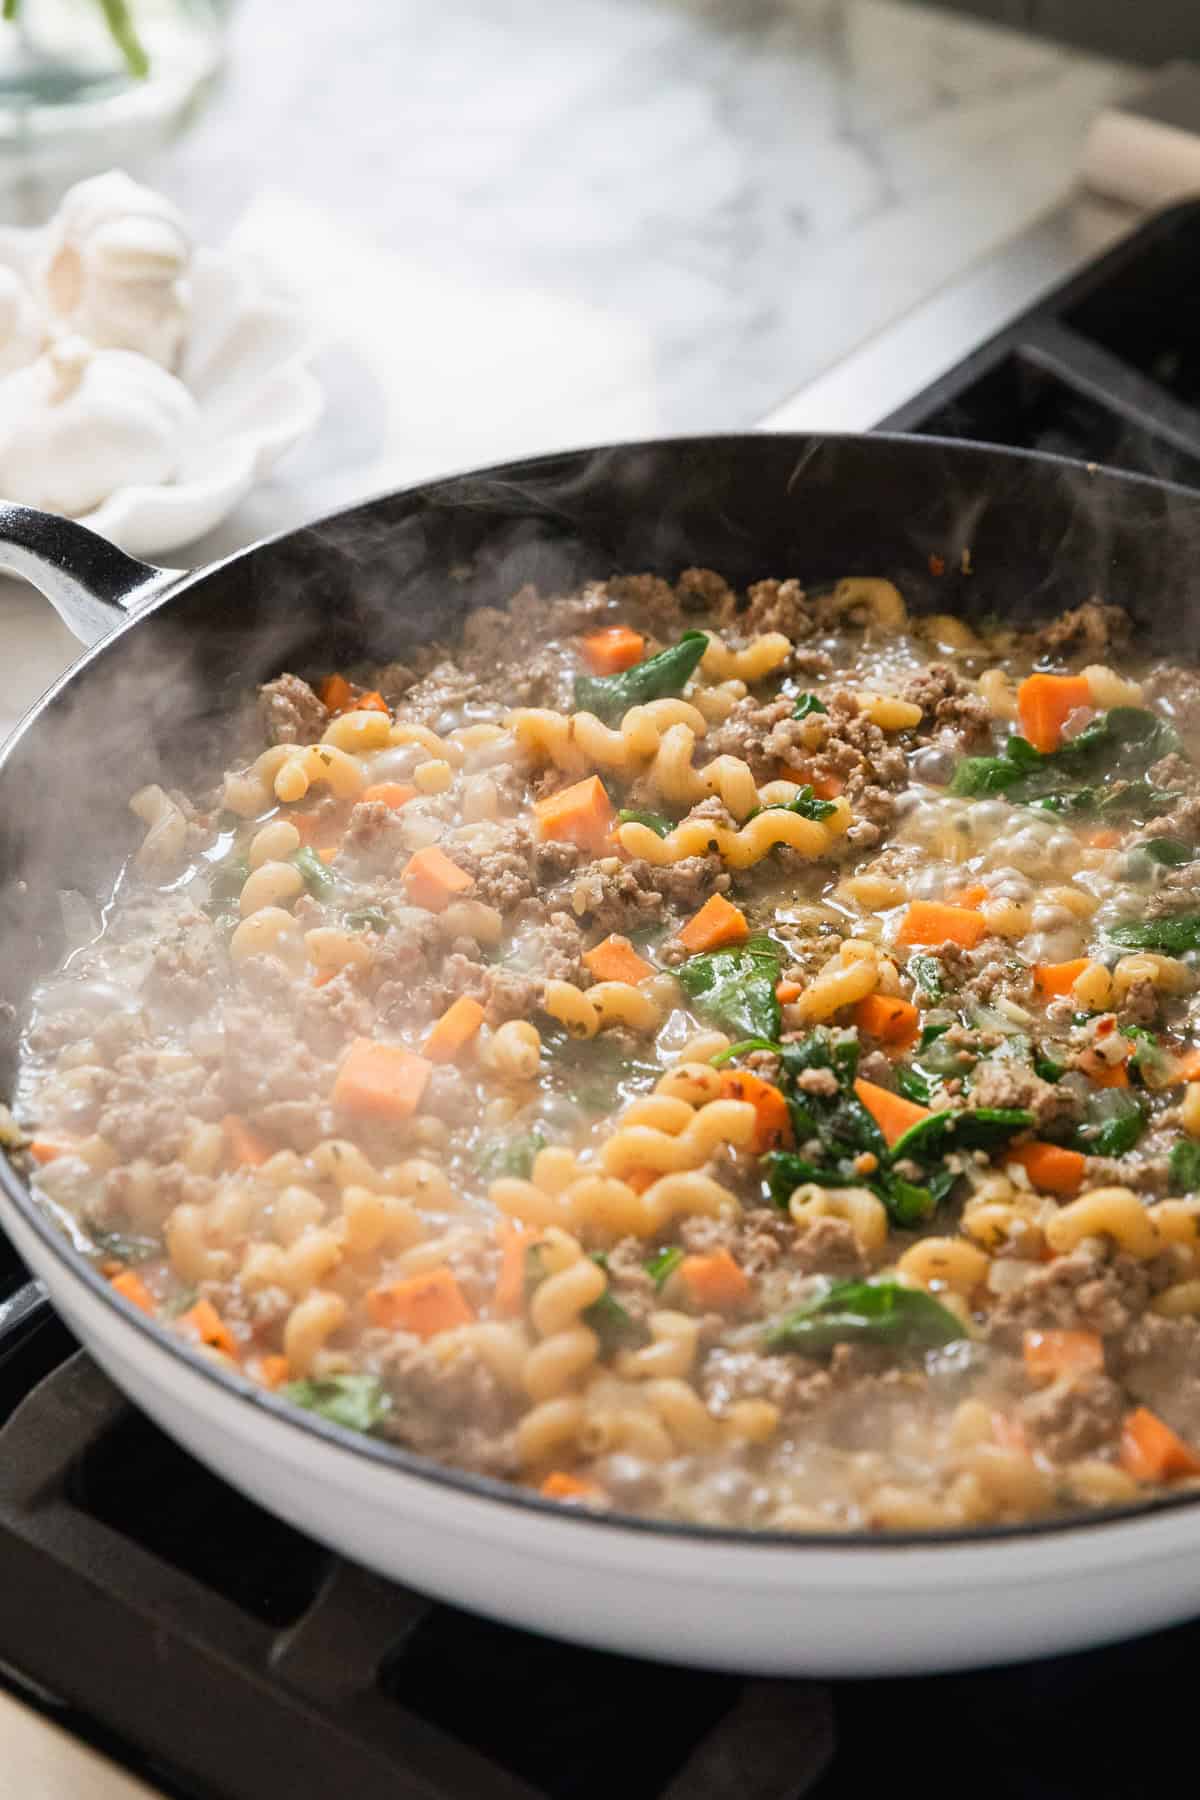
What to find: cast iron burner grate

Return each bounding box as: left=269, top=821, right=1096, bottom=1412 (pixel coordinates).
left=880, top=199, right=1200, bottom=489
left=0, top=1303, right=834, bottom=1800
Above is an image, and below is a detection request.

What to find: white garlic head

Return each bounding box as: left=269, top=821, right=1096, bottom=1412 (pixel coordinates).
left=36, top=171, right=192, bottom=370
left=0, top=267, right=44, bottom=378
left=0, top=336, right=197, bottom=517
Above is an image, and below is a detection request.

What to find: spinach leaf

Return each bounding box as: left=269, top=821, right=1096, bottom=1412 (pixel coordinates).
left=284, top=1373, right=392, bottom=1434
left=676, top=936, right=784, bottom=1040
left=91, top=1229, right=159, bottom=1265
left=889, top=1106, right=1032, bottom=1166
left=584, top=1255, right=640, bottom=1353
left=1075, top=1088, right=1145, bottom=1157
left=617, top=808, right=672, bottom=837
left=1108, top=916, right=1200, bottom=954
left=207, top=855, right=249, bottom=906
left=893, top=1064, right=934, bottom=1106
left=1034, top=1049, right=1066, bottom=1082
left=1125, top=1025, right=1173, bottom=1088
left=908, top=954, right=944, bottom=1001
left=792, top=693, right=828, bottom=719
left=1169, top=1139, right=1200, bottom=1195
left=710, top=1036, right=784, bottom=1067
left=876, top=1168, right=951, bottom=1228
left=920, top=1022, right=951, bottom=1049
left=574, top=631, right=708, bottom=723
left=1139, top=837, right=1193, bottom=866
left=645, top=1246, right=685, bottom=1289
left=764, top=1278, right=966, bottom=1355
left=751, top=784, right=837, bottom=824
left=290, top=846, right=338, bottom=902
left=540, top=1026, right=661, bottom=1112
left=951, top=707, right=1183, bottom=814
left=474, top=1131, right=546, bottom=1180
left=345, top=907, right=390, bottom=932
left=763, top=1152, right=862, bottom=1206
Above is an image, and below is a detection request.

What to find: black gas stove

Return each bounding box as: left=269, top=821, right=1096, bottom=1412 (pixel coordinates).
left=8, top=202, right=1200, bottom=1800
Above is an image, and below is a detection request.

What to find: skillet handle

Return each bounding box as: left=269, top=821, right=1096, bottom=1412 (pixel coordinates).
left=0, top=503, right=185, bottom=646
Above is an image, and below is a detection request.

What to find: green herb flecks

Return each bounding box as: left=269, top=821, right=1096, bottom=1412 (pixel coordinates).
left=764, top=1277, right=966, bottom=1355
left=909, top=955, right=944, bottom=1001
left=574, top=631, right=708, bottom=723
left=474, top=1131, right=546, bottom=1181
left=283, top=1374, right=392, bottom=1434
left=644, top=1246, right=685, bottom=1289
left=792, top=693, right=828, bottom=720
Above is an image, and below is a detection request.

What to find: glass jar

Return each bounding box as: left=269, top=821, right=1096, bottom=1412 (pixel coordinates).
left=0, top=0, right=228, bottom=173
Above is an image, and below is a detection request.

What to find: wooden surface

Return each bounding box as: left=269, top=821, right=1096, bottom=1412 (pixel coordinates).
left=0, top=1689, right=160, bottom=1799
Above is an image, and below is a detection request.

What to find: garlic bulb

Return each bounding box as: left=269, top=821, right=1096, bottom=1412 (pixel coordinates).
left=35, top=171, right=192, bottom=371
left=0, top=267, right=44, bottom=378
left=0, top=336, right=197, bottom=518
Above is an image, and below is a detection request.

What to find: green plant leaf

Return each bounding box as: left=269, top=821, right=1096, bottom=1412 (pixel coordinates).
left=764, top=1277, right=966, bottom=1354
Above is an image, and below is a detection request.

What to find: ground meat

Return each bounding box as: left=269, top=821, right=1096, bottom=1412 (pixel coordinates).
left=1145, top=662, right=1200, bottom=733
left=1033, top=602, right=1131, bottom=659
left=986, top=1250, right=1157, bottom=1347
left=1133, top=794, right=1200, bottom=850
left=854, top=1051, right=893, bottom=1088
left=601, top=1235, right=659, bottom=1330
left=795, top=1066, right=839, bottom=1098
left=567, top=855, right=727, bottom=935
left=253, top=1098, right=335, bottom=1151
left=371, top=660, right=418, bottom=705
left=1017, top=1371, right=1125, bottom=1462
left=541, top=912, right=587, bottom=984
left=342, top=800, right=410, bottom=868
left=737, top=577, right=815, bottom=641
left=141, top=915, right=221, bottom=1019
left=296, top=968, right=377, bottom=1053
left=790, top=1217, right=869, bottom=1280
left=966, top=1060, right=1082, bottom=1132
left=1115, top=977, right=1160, bottom=1026
left=258, top=673, right=328, bottom=745
left=676, top=566, right=737, bottom=618
left=699, top=1345, right=832, bottom=1419
left=1143, top=860, right=1200, bottom=917
left=398, top=660, right=479, bottom=727
left=219, top=1001, right=335, bottom=1114
left=604, top=573, right=682, bottom=635
left=95, top=1094, right=189, bottom=1162
left=1109, top=1311, right=1200, bottom=1440
left=701, top=696, right=792, bottom=782
left=936, top=938, right=1036, bottom=1009
left=900, top=663, right=991, bottom=745
left=483, top=968, right=538, bottom=1025
left=373, top=1334, right=519, bottom=1478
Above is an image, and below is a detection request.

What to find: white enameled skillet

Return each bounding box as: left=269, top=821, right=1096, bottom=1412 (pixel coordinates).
left=4, top=435, right=1200, bottom=1676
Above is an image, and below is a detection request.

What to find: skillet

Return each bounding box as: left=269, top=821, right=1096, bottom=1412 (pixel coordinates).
left=4, top=432, right=1200, bottom=1677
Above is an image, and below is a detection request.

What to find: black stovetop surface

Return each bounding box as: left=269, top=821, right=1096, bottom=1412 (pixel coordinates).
left=9, top=199, right=1200, bottom=1800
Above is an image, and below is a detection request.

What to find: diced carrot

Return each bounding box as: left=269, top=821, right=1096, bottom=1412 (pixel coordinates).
left=332, top=1039, right=432, bottom=1120
left=401, top=845, right=474, bottom=912
left=677, top=893, right=749, bottom=954
left=313, top=971, right=336, bottom=989
left=1088, top=1058, right=1130, bottom=1089
left=677, top=1247, right=752, bottom=1311
left=810, top=773, right=843, bottom=801
left=1007, top=1141, right=1086, bottom=1197
left=540, top=1471, right=600, bottom=1501
left=853, top=993, right=920, bottom=1052
left=1017, top=672, right=1094, bottom=755
left=775, top=980, right=802, bottom=1004
left=316, top=847, right=339, bottom=865
left=853, top=1078, right=931, bottom=1148
left=896, top=900, right=986, bottom=949
left=223, top=1113, right=271, bottom=1168
left=318, top=673, right=353, bottom=713
left=624, top=1169, right=658, bottom=1194
left=423, top=995, right=486, bottom=1063
left=1033, top=958, right=1091, bottom=998
left=1119, top=1405, right=1200, bottom=1481
left=110, top=1270, right=155, bottom=1315
left=1085, top=828, right=1123, bottom=850
left=1023, top=1328, right=1104, bottom=1386
left=494, top=1220, right=535, bottom=1318
left=990, top=1411, right=1030, bottom=1454
left=362, top=782, right=416, bottom=810
left=582, top=934, right=654, bottom=985
left=28, top=1140, right=72, bottom=1164
left=367, top=1267, right=475, bottom=1338
left=718, top=1069, right=793, bottom=1153
left=177, top=1298, right=239, bottom=1361
left=947, top=883, right=988, bottom=908
left=581, top=626, right=645, bottom=675
left=533, top=776, right=615, bottom=855
left=1171, top=1048, right=1200, bottom=1084
left=254, top=1354, right=291, bottom=1389
left=355, top=690, right=390, bottom=714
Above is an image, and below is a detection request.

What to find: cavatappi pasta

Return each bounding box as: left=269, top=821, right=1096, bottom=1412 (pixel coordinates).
left=15, top=570, right=1200, bottom=1532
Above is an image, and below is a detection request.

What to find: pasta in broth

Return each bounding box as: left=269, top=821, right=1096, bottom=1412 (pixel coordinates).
left=15, top=568, right=1200, bottom=1532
